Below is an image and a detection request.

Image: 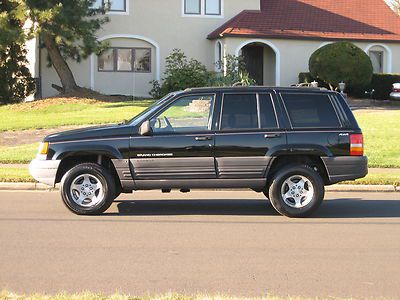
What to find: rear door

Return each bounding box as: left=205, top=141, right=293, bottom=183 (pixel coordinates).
left=130, top=94, right=217, bottom=180
left=214, top=91, right=286, bottom=179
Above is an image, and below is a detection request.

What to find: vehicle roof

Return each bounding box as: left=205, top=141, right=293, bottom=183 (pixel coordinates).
left=183, top=86, right=334, bottom=94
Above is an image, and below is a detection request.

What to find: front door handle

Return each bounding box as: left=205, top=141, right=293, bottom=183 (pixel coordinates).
left=264, top=133, right=282, bottom=139
left=195, top=136, right=213, bottom=141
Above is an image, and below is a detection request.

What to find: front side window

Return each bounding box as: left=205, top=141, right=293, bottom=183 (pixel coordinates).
left=184, top=0, right=201, bottom=14
left=220, top=94, right=258, bottom=130
left=281, top=93, right=341, bottom=128
left=98, top=48, right=151, bottom=73
left=151, top=95, right=214, bottom=133
left=369, top=50, right=384, bottom=73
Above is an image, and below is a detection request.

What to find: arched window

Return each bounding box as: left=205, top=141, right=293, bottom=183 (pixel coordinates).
left=215, top=41, right=223, bottom=72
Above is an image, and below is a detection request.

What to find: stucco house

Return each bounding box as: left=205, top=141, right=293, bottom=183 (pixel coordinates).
left=30, top=0, right=400, bottom=98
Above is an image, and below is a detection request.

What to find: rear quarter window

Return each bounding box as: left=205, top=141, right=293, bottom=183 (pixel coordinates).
left=281, top=93, right=341, bottom=128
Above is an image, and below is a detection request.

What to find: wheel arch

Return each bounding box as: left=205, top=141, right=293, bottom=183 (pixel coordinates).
left=54, top=150, right=123, bottom=192
left=267, top=154, right=330, bottom=186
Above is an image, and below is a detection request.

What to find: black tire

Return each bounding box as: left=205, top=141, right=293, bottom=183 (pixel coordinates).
left=60, top=163, right=116, bottom=215
left=268, top=164, right=325, bottom=218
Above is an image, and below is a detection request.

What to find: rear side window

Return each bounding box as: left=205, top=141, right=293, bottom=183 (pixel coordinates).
left=281, top=93, right=341, bottom=128
left=220, top=94, right=258, bottom=130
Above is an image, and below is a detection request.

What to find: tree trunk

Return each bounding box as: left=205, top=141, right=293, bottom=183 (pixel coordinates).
left=42, top=33, right=79, bottom=93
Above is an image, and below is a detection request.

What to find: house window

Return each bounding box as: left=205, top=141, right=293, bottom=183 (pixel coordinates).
left=92, top=0, right=127, bottom=12
left=369, top=50, right=384, bottom=73
left=98, top=48, right=151, bottom=73
left=205, top=0, right=221, bottom=15
left=183, top=0, right=222, bottom=16
left=215, top=41, right=223, bottom=71
left=184, top=0, right=201, bottom=14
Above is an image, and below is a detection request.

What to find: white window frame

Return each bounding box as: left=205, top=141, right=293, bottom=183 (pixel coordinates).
left=182, top=0, right=224, bottom=18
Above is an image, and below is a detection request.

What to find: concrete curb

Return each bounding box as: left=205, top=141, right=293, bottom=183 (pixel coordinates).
left=0, top=182, right=398, bottom=192
left=0, top=182, right=57, bottom=191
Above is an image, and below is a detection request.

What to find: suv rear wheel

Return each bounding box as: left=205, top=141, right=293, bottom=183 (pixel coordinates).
left=60, top=163, right=116, bottom=215
left=267, top=164, right=324, bottom=217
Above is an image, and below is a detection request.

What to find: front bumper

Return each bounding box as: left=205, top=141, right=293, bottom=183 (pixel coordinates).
left=29, top=159, right=61, bottom=186
left=322, top=156, right=368, bottom=184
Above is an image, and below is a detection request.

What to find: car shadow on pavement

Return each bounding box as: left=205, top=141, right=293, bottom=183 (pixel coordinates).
left=107, top=197, right=400, bottom=218
left=112, top=199, right=280, bottom=216
left=315, top=198, right=400, bottom=218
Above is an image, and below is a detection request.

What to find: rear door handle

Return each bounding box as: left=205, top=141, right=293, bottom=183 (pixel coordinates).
left=264, top=133, right=282, bottom=139
left=195, top=136, right=213, bottom=141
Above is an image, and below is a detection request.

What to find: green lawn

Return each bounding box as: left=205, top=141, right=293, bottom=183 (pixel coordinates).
left=353, top=109, right=400, bottom=168
left=0, top=167, right=33, bottom=182
left=0, top=99, right=399, bottom=170
left=0, top=99, right=153, bottom=132
left=0, top=143, right=39, bottom=164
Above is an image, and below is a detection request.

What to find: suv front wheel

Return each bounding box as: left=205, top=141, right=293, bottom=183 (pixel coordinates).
left=267, top=164, right=325, bottom=217
left=60, top=163, right=116, bottom=215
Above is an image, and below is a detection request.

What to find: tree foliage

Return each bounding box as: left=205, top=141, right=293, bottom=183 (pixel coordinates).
left=0, top=0, right=35, bottom=104
left=25, top=0, right=109, bottom=92
left=309, top=42, right=373, bottom=90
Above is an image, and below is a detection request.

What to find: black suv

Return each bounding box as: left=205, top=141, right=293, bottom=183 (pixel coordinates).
left=30, top=87, right=368, bottom=217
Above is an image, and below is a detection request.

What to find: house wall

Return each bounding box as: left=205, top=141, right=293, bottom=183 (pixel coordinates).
left=40, top=0, right=261, bottom=98
left=224, top=38, right=400, bottom=87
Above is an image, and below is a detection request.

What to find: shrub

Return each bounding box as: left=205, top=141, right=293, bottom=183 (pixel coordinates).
left=298, top=72, right=400, bottom=100
left=309, top=42, right=373, bottom=90
left=370, top=74, right=400, bottom=100
left=208, top=55, right=256, bottom=87
left=149, top=49, right=210, bottom=99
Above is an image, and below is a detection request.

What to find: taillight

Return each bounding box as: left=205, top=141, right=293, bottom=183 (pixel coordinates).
left=350, top=134, right=364, bottom=156
left=393, top=88, right=400, bottom=92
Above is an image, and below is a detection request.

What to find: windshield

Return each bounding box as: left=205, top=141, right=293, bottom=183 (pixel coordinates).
left=128, top=93, right=176, bottom=126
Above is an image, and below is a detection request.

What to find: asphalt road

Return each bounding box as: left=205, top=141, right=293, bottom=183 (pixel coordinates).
left=0, top=190, right=399, bottom=298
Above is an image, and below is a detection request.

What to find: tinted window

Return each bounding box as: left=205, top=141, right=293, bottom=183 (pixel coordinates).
left=259, top=94, right=278, bottom=128
left=282, top=93, right=341, bottom=128
left=221, top=94, right=258, bottom=130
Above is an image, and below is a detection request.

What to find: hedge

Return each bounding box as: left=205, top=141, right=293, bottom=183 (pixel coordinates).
left=299, top=72, right=400, bottom=100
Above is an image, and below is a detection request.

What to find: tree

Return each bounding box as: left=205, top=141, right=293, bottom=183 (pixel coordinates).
left=25, top=0, right=109, bottom=93
left=0, top=0, right=35, bottom=104
left=309, top=42, right=373, bottom=90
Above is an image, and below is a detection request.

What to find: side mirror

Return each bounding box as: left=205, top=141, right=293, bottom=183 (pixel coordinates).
left=139, top=120, right=152, bottom=136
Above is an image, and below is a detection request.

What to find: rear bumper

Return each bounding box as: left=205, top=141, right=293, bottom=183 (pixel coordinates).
left=29, top=159, right=61, bottom=186
left=322, top=156, right=368, bottom=184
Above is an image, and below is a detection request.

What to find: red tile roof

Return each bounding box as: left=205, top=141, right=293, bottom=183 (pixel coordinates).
left=208, top=0, right=400, bottom=42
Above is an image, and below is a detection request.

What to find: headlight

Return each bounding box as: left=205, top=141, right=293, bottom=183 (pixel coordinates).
left=38, top=142, right=49, bottom=155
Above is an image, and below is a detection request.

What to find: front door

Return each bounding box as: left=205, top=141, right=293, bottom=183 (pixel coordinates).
left=215, top=92, right=285, bottom=179
left=130, top=94, right=216, bottom=180
left=242, top=45, right=264, bottom=85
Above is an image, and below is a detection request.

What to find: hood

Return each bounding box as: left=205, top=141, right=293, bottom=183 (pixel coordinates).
left=44, top=124, right=135, bottom=143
